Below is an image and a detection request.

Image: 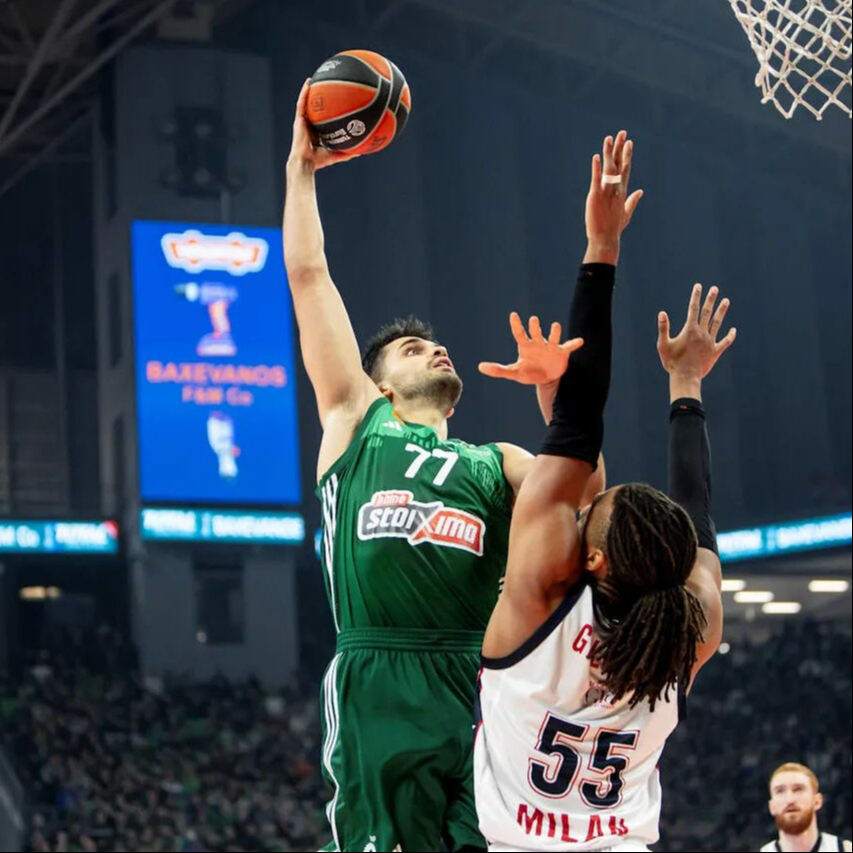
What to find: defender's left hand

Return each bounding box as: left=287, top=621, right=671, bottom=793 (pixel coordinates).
left=657, top=284, right=737, bottom=381
left=479, top=313, right=583, bottom=385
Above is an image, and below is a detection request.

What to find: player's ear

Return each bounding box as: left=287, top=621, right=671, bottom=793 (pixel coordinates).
left=584, top=547, right=606, bottom=574
left=814, top=792, right=823, bottom=812
left=446, top=406, right=455, bottom=419
left=377, top=382, right=393, bottom=401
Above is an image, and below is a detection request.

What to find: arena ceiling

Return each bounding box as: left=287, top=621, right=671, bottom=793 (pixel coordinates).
left=0, top=0, right=184, bottom=195
left=0, top=0, right=849, bottom=196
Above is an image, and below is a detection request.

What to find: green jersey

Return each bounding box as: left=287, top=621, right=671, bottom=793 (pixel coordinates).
left=316, top=397, right=513, bottom=633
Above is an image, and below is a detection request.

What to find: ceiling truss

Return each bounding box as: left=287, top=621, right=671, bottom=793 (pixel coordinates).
left=0, top=0, right=178, bottom=195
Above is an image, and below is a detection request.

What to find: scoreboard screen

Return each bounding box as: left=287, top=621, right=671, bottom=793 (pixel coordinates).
left=131, top=221, right=301, bottom=506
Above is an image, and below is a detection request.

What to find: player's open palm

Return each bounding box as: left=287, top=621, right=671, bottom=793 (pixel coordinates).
left=479, top=312, right=583, bottom=385
left=288, top=79, right=358, bottom=171
left=657, top=283, right=737, bottom=380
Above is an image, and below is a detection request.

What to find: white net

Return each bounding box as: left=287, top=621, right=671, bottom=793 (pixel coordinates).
left=727, top=0, right=852, bottom=119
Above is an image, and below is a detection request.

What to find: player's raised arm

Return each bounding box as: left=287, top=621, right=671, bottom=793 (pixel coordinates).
left=283, top=80, right=380, bottom=468
left=658, top=283, right=737, bottom=683
left=484, top=131, right=642, bottom=655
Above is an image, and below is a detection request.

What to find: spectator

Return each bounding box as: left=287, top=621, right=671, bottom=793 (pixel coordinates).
left=1, top=627, right=328, bottom=852
left=3, top=619, right=849, bottom=852
left=659, top=619, right=852, bottom=851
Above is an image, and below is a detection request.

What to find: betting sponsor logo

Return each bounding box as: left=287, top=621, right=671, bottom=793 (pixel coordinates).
left=160, top=229, right=268, bottom=275
left=357, top=490, right=485, bottom=556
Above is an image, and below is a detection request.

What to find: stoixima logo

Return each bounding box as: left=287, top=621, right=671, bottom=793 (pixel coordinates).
left=160, top=229, right=269, bottom=275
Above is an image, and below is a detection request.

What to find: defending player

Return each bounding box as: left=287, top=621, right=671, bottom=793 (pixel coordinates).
left=473, top=133, right=736, bottom=851
left=283, top=83, right=627, bottom=852
left=760, top=763, right=852, bottom=852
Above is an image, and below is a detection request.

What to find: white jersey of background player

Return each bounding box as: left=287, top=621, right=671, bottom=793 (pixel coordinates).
left=474, top=131, right=736, bottom=853
left=760, top=763, right=852, bottom=853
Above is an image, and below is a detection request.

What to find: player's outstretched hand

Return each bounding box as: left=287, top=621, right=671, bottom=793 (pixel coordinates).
left=479, top=312, right=583, bottom=385
left=288, top=79, right=359, bottom=172
left=584, top=130, right=644, bottom=264
left=657, top=284, right=737, bottom=381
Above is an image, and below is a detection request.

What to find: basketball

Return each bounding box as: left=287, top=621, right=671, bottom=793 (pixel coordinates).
left=306, top=50, right=411, bottom=156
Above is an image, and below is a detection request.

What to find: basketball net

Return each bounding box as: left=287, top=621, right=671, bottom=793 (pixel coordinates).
left=727, top=0, right=852, bottom=119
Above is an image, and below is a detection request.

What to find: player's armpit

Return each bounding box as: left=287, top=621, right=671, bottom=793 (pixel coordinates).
left=499, top=445, right=606, bottom=504
left=483, top=454, right=589, bottom=658
left=686, top=547, right=723, bottom=685
left=288, top=267, right=380, bottom=425
left=496, top=442, right=534, bottom=496
left=581, top=454, right=606, bottom=507
left=315, top=400, right=377, bottom=483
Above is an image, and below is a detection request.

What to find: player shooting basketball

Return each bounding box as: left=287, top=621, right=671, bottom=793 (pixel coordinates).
left=473, top=132, right=736, bottom=851
left=282, top=79, right=623, bottom=852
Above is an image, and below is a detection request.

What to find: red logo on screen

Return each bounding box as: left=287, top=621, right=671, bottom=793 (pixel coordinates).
left=160, top=230, right=269, bottom=275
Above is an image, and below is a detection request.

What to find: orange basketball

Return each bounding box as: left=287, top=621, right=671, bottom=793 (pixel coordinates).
left=306, top=50, right=411, bottom=156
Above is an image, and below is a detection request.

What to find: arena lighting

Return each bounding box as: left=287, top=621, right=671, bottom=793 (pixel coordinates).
left=717, top=512, right=852, bottom=562
left=0, top=520, right=119, bottom=554
left=762, top=601, right=802, bottom=614
left=140, top=507, right=305, bottom=545
left=19, top=586, right=61, bottom=600
left=720, top=578, right=747, bottom=592
left=808, top=579, right=850, bottom=593
left=718, top=642, right=731, bottom=654
left=733, top=590, right=775, bottom=603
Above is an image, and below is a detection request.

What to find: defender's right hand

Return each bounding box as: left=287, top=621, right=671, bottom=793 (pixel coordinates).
left=288, top=79, right=359, bottom=172
left=657, top=283, right=737, bottom=381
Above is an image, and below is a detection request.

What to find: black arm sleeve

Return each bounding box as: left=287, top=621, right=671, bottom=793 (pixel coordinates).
left=539, top=263, right=614, bottom=467
left=668, top=397, right=718, bottom=554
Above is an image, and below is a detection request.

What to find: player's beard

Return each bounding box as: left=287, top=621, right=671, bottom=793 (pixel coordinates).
left=774, top=807, right=814, bottom=836
left=398, top=371, right=463, bottom=413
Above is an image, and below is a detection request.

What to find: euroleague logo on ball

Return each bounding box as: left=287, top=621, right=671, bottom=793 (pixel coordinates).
left=346, top=119, right=366, bottom=137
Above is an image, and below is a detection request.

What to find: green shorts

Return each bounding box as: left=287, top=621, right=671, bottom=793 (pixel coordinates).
left=319, top=628, right=486, bottom=852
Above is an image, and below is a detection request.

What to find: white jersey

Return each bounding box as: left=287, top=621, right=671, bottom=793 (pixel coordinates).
left=760, top=833, right=852, bottom=852
left=474, top=582, right=682, bottom=852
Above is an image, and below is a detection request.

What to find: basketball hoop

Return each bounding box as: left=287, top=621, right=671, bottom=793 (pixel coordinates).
left=727, top=0, right=852, bottom=119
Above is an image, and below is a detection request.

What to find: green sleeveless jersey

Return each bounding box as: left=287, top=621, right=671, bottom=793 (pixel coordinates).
left=316, top=397, right=513, bottom=633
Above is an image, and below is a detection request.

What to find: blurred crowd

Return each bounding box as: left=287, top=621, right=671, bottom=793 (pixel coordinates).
left=0, top=627, right=327, bottom=852
left=659, top=618, right=852, bottom=851
left=1, top=619, right=850, bottom=852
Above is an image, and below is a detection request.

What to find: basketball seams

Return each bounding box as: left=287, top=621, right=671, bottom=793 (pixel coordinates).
left=309, top=80, right=378, bottom=94
left=340, top=49, right=392, bottom=81
left=355, top=108, right=396, bottom=155
left=307, top=80, right=381, bottom=122
left=310, top=77, right=390, bottom=131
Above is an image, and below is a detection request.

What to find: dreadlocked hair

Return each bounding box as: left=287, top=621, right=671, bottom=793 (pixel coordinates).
left=361, top=315, right=436, bottom=380
left=591, top=482, right=707, bottom=711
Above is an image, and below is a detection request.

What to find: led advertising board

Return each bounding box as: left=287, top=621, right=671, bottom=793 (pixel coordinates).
left=717, top=513, right=852, bottom=562
left=0, top=520, right=119, bottom=554
left=140, top=507, right=304, bottom=545
left=131, top=221, right=301, bottom=506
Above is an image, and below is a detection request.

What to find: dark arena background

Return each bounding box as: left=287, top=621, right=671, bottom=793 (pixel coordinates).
left=0, top=2, right=850, bottom=852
